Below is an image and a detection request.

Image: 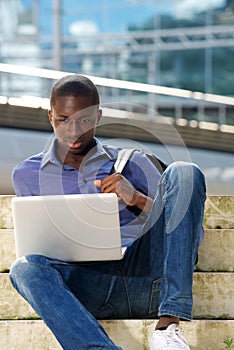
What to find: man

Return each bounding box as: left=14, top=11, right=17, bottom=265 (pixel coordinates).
left=10, top=74, right=206, bottom=350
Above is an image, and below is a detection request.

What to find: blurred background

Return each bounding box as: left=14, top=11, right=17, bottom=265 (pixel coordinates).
left=0, top=0, right=233, bottom=194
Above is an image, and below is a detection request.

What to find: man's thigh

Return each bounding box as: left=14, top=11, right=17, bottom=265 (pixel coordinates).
left=50, top=258, right=129, bottom=318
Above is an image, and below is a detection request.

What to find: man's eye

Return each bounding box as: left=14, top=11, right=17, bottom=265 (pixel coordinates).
left=59, top=118, right=68, bottom=123
left=80, top=117, right=92, bottom=124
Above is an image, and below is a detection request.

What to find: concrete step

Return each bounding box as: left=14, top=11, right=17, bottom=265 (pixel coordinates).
left=0, top=229, right=15, bottom=273
left=1, top=228, right=234, bottom=273
left=0, top=196, right=13, bottom=229
left=1, top=272, right=233, bottom=320
left=203, top=196, right=234, bottom=229
left=0, top=319, right=234, bottom=350
left=1, top=195, right=234, bottom=230
left=196, top=229, right=234, bottom=272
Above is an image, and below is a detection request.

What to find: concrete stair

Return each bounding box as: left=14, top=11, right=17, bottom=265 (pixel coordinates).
left=0, top=195, right=233, bottom=350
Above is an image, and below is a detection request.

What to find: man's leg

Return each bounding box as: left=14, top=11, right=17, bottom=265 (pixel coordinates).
left=10, top=255, right=123, bottom=350
left=119, top=162, right=206, bottom=348
left=156, top=162, right=206, bottom=323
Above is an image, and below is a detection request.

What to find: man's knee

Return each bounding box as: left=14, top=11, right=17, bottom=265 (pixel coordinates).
left=164, top=161, right=205, bottom=190
left=10, top=254, right=46, bottom=292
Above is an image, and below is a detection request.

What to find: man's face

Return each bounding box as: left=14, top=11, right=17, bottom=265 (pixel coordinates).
left=48, top=95, right=101, bottom=156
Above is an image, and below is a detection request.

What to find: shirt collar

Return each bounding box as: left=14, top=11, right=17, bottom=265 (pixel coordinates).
left=40, top=137, right=61, bottom=169
left=90, top=138, right=116, bottom=160
left=40, top=137, right=115, bottom=170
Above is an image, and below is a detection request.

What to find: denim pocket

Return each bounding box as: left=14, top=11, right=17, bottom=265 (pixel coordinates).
left=149, top=278, right=161, bottom=315
left=95, top=303, right=117, bottom=320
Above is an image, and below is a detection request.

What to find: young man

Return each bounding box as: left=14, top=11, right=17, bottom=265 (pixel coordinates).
left=10, top=75, right=206, bottom=350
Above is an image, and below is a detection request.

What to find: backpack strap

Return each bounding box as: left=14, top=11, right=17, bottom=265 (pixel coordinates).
left=144, top=152, right=167, bottom=174
left=113, top=148, right=167, bottom=174
left=114, top=148, right=136, bottom=173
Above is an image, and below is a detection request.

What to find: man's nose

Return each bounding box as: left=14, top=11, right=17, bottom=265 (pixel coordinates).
left=67, top=119, right=82, bottom=134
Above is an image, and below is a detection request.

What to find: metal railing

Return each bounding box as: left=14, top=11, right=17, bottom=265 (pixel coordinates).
left=0, top=63, right=234, bottom=127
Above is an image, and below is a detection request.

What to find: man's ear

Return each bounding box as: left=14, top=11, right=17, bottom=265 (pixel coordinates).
left=96, top=109, right=102, bottom=125
left=48, top=109, right=53, bottom=127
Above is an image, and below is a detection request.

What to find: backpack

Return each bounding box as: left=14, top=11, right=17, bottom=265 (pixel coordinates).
left=113, top=148, right=168, bottom=174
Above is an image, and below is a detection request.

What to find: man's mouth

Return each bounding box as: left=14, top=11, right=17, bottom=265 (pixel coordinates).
left=65, top=139, right=83, bottom=148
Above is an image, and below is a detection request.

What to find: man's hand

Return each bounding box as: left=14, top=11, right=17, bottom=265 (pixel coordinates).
left=94, top=173, right=153, bottom=214
left=94, top=173, right=136, bottom=206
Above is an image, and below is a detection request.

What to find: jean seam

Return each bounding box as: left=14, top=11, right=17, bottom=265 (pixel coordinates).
left=120, top=263, right=132, bottom=318
left=160, top=229, right=170, bottom=310
left=159, top=177, right=170, bottom=309
left=149, top=278, right=161, bottom=314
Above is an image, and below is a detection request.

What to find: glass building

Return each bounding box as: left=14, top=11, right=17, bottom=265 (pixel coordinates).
left=0, top=0, right=234, bottom=116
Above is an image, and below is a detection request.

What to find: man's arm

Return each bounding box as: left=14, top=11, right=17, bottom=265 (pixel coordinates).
left=12, top=165, right=32, bottom=196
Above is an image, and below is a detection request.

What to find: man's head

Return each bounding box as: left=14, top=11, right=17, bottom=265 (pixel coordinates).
left=48, top=75, right=102, bottom=162
left=50, top=74, right=100, bottom=108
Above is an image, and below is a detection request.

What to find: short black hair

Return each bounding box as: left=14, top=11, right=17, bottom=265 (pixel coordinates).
left=50, top=74, right=100, bottom=107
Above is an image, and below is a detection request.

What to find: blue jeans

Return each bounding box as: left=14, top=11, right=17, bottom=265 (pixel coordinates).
left=10, top=162, right=206, bottom=350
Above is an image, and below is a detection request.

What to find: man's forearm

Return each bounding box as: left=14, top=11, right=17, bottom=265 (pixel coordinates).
left=132, top=191, right=154, bottom=214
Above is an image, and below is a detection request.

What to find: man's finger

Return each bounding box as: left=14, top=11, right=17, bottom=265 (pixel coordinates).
left=94, top=179, right=101, bottom=187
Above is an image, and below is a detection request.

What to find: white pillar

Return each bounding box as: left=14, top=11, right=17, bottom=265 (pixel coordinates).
left=53, top=0, right=62, bottom=70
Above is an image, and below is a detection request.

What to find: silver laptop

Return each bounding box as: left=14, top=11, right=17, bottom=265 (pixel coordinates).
left=12, top=193, right=126, bottom=262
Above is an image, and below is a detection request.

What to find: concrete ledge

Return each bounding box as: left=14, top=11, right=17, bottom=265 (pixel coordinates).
left=1, top=272, right=234, bottom=320
left=196, top=229, right=234, bottom=272
left=0, top=319, right=234, bottom=350
left=0, top=196, right=13, bottom=229
left=192, top=272, right=234, bottom=319
left=1, top=196, right=234, bottom=230
left=0, top=229, right=16, bottom=272
left=0, top=273, right=37, bottom=320
left=204, top=196, right=234, bottom=229
left=1, top=228, right=234, bottom=273
left=0, top=320, right=61, bottom=350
